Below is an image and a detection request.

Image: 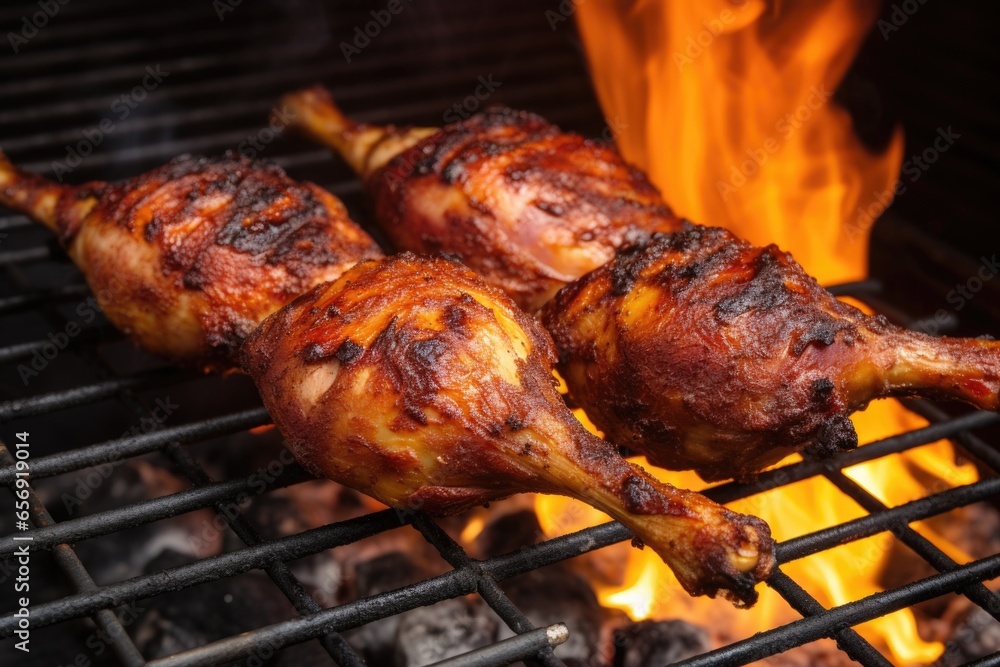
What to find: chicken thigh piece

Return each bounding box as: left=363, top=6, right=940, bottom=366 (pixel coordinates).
left=241, top=253, right=774, bottom=605
left=0, top=151, right=382, bottom=370
left=542, top=224, right=1000, bottom=482
left=278, top=85, right=681, bottom=311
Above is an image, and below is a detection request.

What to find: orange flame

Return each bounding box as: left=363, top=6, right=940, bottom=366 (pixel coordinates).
left=536, top=402, right=976, bottom=664
left=576, top=0, right=904, bottom=285
left=535, top=1, right=972, bottom=663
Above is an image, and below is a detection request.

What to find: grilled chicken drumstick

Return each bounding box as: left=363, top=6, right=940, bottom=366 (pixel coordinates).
left=0, top=152, right=382, bottom=370
left=241, top=253, right=775, bottom=605
left=278, top=85, right=681, bottom=311
left=543, top=224, right=1000, bottom=482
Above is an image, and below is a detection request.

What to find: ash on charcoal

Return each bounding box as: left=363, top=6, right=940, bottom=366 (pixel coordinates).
left=477, top=508, right=620, bottom=666
left=394, top=597, right=499, bottom=666
left=37, top=459, right=221, bottom=585
left=934, top=606, right=1000, bottom=666
left=614, top=620, right=710, bottom=667
left=474, top=507, right=544, bottom=556
left=473, top=502, right=631, bottom=589
left=345, top=551, right=437, bottom=664
left=499, top=566, right=620, bottom=667
left=130, top=550, right=296, bottom=663
left=235, top=481, right=371, bottom=607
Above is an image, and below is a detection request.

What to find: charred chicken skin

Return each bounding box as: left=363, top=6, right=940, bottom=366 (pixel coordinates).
left=543, top=224, right=1000, bottom=482
left=241, top=253, right=775, bottom=605
left=0, top=152, right=382, bottom=370
left=278, top=85, right=681, bottom=312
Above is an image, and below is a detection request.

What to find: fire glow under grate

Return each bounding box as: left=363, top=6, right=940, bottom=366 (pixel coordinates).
left=2, top=276, right=1000, bottom=667
left=1, top=1, right=1000, bottom=666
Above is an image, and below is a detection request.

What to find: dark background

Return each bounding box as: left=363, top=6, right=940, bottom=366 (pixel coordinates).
left=0, top=1, right=998, bottom=664
left=1, top=0, right=997, bottom=332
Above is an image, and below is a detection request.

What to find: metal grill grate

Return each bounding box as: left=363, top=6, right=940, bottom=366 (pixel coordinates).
left=2, top=1, right=1000, bottom=666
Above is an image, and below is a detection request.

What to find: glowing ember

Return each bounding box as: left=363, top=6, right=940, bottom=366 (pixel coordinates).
left=537, top=401, right=977, bottom=664
left=537, top=1, right=979, bottom=663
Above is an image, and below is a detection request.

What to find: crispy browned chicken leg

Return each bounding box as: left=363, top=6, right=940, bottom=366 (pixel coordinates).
left=278, top=85, right=681, bottom=311
left=543, top=224, right=1000, bottom=482
left=241, top=253, right=774, bottom=605
left=0, top=151, right=382, bottom=370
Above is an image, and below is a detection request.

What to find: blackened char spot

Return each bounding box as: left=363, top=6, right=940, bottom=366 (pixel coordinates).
left=664, top=222, right=705, bottom=253
left=479, top=141, right=503, bottom=157
left=534, top=200, right=565, bottom=217
left=143, top=216, right=162, bottom=243
left=791, top=320, right=854, bottom=356
left=610, top=243, right=658, bottom=296
left=444, top=304, right=468, bottom=331
left=334, top=339, right=364, bottom=364
left=440, top=156, right=467, bottom=184
left=76, top=185, right=107, bottom=200
left=621, top=475, right=668, bottom=515
left=409, top=339, right=446, bottom=369
left=404, top=405, right=428, bottom=425
left=182, top=267, right=206, bottom=290
left=806, top=414, right=858, bottom=457
left=811, top=377, right=835, bottom=404
left=505, top=415, right=525, bottom=431
left=715, top=249, right=790, bottom=322
left=302, top=343, right=326, bottom=363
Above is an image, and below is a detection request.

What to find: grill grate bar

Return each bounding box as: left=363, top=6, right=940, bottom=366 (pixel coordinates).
left=409, top=513, right=568, bottom=667
left=0, top=214, right=31, bottom=230
left=145, top=568, right=483, bottom=667
left=0, top=368, right=194, bottom=422
left=671, top=553, right=1000, bottom=667
left=0, top=406, right=270, bottom=484
left=0, top=326, right=114, bottom=365
left=821, top=468, right=1000, bottom=622
left=706, top=410, right=1000, bottom=505
left=9, top=76, right=594, bottom=178
left=903, top=399, right=1000, bottom=473
left=765, top=569, right=892, bottom=667
left=425, top=624, right=569, bottom=667
left=106, top=360, right=364, bottom=665
left=1, top=53, right=579, bottom=156
left=0, top=245, right=53, bottom=267
left=0, top=464, right=311, bottom=557
left=0, top=32, right=565, bottom=126
left=775, top=477, right=1000, bottom=563
left=0, top=9, right=559, bottom=98
left=0, top=283, right=90, bottom=315
left=0, top=442, right=147, bottom=667
left=0, top=510, right=404, bottom=637
left=964, top=652, right=1000, bottom=667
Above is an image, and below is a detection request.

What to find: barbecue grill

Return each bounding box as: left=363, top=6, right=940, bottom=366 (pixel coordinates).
left=2, top=1, right=999, bottom=666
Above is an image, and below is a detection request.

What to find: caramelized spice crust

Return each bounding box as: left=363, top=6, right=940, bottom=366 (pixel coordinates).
left=366, top=107, right=681, bottom=311
left=242, top=253, right=775, bottom=606
left=2, top=153, right=382, bottom=370
left=544, top=223, right=1000, bottom=481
